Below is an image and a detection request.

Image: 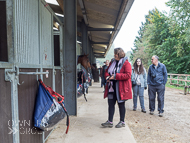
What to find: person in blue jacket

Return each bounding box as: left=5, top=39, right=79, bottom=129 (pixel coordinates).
left=147, top=55, right=167, bottom=117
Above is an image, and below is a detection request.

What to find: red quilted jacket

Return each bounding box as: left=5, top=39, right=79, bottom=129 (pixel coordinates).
left=104, top=58, right=132, bottom=100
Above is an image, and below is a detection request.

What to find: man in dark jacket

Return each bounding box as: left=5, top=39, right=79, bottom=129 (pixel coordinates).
left=101, top=60, right=109, bottom=90
left=147, top=55, right=167, bottom=117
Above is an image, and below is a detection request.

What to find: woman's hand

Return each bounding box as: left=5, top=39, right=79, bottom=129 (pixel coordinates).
left=106, top=76, right=110, bottom=82
left=106, top=76, right=110, bottom=80
left=106, top=75, right=114, bottom=82
left=109, top=75, right=114, bottom=80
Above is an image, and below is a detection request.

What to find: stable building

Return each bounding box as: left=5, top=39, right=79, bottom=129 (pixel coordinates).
left=0, top=0, right=134, bottom=142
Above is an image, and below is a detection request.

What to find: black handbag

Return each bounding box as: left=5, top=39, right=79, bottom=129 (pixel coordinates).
left=132, top=75, right=137, bottom=87
left=132, top=80, right=136, bottom=87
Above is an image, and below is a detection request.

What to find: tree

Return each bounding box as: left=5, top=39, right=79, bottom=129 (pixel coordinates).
left=131, top=8, right=190, bottom=73
left=166, top=0, right=190, bottom=73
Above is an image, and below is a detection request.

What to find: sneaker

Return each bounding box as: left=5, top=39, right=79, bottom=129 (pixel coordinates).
left=159, top=113, right=163, bottom=117
left=115, top=121, right=125, bottom=128
left=150, top=111, right=154, bottom=115
left=101, top=120, right=113, bottom=128
left=133, top=108, right=136, bottom=111
left=141, top=109, right=146, bottom=113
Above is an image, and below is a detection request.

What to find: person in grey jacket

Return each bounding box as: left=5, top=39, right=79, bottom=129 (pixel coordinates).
left=131, top=58, right=147, bottom=113
left=147, top=55, right=167, bottom=117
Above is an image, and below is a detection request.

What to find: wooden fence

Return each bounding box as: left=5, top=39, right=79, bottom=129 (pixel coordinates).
left=167, top=73, right=190, bottom=95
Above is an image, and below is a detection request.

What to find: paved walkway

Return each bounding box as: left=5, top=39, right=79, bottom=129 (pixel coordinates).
left=46, top=82, right=136, bottom=143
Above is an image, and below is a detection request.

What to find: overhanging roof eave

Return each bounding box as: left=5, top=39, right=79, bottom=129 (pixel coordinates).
left=104, top=0, right=134, bottom=57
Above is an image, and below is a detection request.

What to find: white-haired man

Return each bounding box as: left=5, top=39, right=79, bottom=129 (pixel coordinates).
left=147, top=55, right=167, bottom=117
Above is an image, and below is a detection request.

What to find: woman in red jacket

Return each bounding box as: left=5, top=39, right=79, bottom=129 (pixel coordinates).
left=101, top=48, right=132, bottom=128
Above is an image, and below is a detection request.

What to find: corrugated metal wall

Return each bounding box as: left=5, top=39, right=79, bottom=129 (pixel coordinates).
left=40, top=2, right=53, bottom=66
left=14, top=0, right=40, bottom=64
left=14, top=0, right=53, bottom=65
left=2, top=0, right=63, bottom=142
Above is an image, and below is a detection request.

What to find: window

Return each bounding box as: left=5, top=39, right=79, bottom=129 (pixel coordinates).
left=0, top=1, right=8, bottom=62
left=54, top=35, right=60, bottom=66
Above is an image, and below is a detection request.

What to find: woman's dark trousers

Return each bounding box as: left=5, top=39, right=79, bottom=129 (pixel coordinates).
left=108, top=92, right=125, bottom=122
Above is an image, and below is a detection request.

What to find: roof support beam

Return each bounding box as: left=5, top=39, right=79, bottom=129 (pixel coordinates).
left=91, top=42, right=109, bottom=45
left=82, top=20, right=88, bottom=54
left=63, top=0, right=77, bottom=116
left=78, top=0, right=89, bottom=25
left=93, top=52, right=105, bottom=54
left=93, top=47, right=106, bottom=51
left=88, top=27, right=115, bottom=31
left=91, top=41, right=109, bottom=44
left=48, top=3, right=63, bottom=14
left=93, top=48, right=106, bottom=52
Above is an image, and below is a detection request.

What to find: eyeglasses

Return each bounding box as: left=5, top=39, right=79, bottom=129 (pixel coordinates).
left=151, top=59, right=153, bottom=61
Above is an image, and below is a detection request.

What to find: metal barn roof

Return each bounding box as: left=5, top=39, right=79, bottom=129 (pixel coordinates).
left=48, top=0, right=134, bottom=58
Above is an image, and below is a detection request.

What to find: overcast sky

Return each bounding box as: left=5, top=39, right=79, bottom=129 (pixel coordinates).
left=113, top=0, right=170, bottom=52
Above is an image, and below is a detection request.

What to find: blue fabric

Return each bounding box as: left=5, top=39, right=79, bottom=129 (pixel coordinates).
left=77, top=83, right=83, bottom=97
left=81, top=66, right=88, bottom=81
left=133, top=85, right=145, bottom=109
left=147, top=62, right=167, bottom=86
left=34, top=83, right=53, bottom=128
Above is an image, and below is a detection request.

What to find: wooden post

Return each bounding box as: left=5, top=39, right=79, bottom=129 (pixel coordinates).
left=185, top=76, right=187, bottom=86
left=170, top=75, right=172, bottom=85
left=184, top=87, right=186, bottom=95
left=177, top=75, right=179, bottom=86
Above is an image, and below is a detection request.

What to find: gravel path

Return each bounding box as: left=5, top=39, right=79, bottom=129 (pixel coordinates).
left=125, top=87, right=190, bottom=143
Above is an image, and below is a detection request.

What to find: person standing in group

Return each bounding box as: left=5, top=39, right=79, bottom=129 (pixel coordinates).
left=99, top=66, right=103, bottom=87
left=131, top=58, right=147, bottom=113
left=101, top=47, right=132, bottom=128
left=147, top=55, right=167, bottom=117
left=101, top=60, right=109, bottom=90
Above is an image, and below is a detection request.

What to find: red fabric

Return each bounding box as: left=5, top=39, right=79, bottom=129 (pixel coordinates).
left=39, top=79, right=64, bottom=103
left=104, top=59, right=132, bottom=100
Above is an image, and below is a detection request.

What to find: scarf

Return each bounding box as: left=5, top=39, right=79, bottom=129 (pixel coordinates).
left=108, top=58, right=123, bottom=93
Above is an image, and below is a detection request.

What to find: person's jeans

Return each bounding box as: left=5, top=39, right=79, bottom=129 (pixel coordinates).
left=148, top=84, right=165, bottom=113
left=133, top=85, right=145, bottom=110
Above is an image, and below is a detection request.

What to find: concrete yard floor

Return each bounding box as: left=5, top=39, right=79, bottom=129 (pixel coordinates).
left=46, top=82, right=136, bottom=143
